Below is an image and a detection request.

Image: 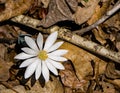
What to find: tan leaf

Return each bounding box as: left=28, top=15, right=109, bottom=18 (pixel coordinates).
left=41, top=0, right=50, bottom=8
left=59, top=61, right=88, bottom=89
left=87, top=0, right=111, bottom=45
left=74, top=0, right=99, bottom=25
left=60, top=42, right=107, bottom=80
left=26, top=76, right=64, bottom=93
left=0, top=59, right=13, bottom=81
left=105, top=62, right=120, bottom=79
left=39, top=0, right=77, bottom=27
left=0, top=0, right=34, bottom=22
left=87, top=0, right=112, bottom=25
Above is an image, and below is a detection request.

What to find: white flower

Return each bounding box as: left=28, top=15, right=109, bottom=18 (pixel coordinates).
left=14, top=32, right=68, bottom=82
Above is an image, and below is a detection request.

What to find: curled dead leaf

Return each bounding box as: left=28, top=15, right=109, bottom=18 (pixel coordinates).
left=39, top=0, right=77, bottom=27
left=0, top=0, right=34, bottom=22
left=105, top=62, right=120, bottom=79
left=74, top=0, right=99, bottom=25
left=59, top=61, right=88, bottom=90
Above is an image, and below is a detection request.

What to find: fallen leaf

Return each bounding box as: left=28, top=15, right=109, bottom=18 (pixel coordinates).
left=100, top=81, right=116, bottom=93
left=41, top=0, right=50, bottom=8
left=87, top=0, right=112, bottom=45
left=74, top=0, right=99, bottom=25
left=59, top=61, right=88, bottom=90
left=39, top=0, right=77, bottom=27
left=26, top=76, right=64, bottom=93
left=105, top=62, right=120, bottom=79
left=60, top=42, right=107, bottom=80
left=0, top=59, right=13, bottom=81
left=0, top=0, right=34, bottom=22
left=87, top=0, right=111, bottom=25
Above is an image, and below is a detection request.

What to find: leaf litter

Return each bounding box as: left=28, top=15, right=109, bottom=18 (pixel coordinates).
left=0, top=0, right=120, bottom=93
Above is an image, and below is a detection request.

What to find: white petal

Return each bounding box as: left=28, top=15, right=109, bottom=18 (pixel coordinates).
left=19, top=58, right=37, bottom=68
left=44, top=32, right=58, bottom=51
left=47, top=58, right=65, bottom=70
left=14, top=52, right=35, bottom=59
left=47, top=42, right=64, bottom=52
left=21, top=47, right=38, bottom=55
left=37, top=33, right=43, bottom=50
left=48, top=55, right=67, bottom=61
left=24, top=60, right=38, bottom=79
left=25, top=36, right=39, bottom=51
left=45, top=59, right=58, bottom=75
left=35, top=59, right=42, bottom=80
left=48, top=49, right=68, bottom=56
left=42, top=61, right=49, bottom=82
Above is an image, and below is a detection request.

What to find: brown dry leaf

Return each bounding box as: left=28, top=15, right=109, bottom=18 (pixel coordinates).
left=0, top=89, right=16, bottom=93
left=100, top=81, right=116, bottom=93
left=39, top=0, right=77, bottom=27
left=88, top=0, right=112, bottom=25
left=64, top=87, right=73, bottom=93
left=0, top=44, right=7, bottom=60
left=59, top=61, right=88, bottom=90
left=0, top=58, right=13, bottom=81
left=41, top=0, right=50, bottom=8
left=74, top=0, right=99, bottom=25
left=116, top=42, right=120, bottom=52
left=105, top=62, right=120, bottom=79
left=0, top=0, right=34, bottom=22
left=0, top=44, right=14, bottom=81
left=26, top=76, right=64, bottom=93
left=65, top=0, right=78, bottom=12
left=110, top=79, right=120, bottom=88
left=93, top=81, right=116, bottom=93
left=60, top=42, right=107, bottom=80
left=0, top=25, right=18, bottom=62
left=104, top=5, right=120, bottom=31
left=87, top=0, right=112, bottom=45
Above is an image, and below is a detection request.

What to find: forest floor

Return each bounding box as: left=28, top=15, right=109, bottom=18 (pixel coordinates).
left=0, top=0, right=120, bottom=93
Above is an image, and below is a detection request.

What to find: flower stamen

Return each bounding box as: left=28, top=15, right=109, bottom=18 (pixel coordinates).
left=38, top=50, right=48, bottom=60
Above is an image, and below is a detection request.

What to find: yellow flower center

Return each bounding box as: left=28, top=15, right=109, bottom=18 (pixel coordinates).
left=38, top=50, right=48, bottom=60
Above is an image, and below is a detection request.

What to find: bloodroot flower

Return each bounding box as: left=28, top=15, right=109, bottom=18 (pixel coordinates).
left=14, top=32, right=68, bottom=82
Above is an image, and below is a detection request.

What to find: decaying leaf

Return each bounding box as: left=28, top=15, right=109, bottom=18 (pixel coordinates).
left=0, top=0, right=34, bottom=22
left=74, top=0, right=99, bottom=25
left=87, top=0, right=112, bottom=45
left=59, top=61, right=88, bottom=90
left=25, top=76, right=64, bottom=93
left=88, top=0, right=112, bottom=25
left=38, top=0, right=77, bottom=27
left=0, top=59, right=13, bottom=81
left=41, top=0, right=50, bottom=8
left=60, top=42, right=107, bottom=80
left=116, top=41, right=120, bottom=52
left=65, top=0, right=78, bottom=12
left=105, top=62, right=120, bottom=79
left=100, top=81, right=116, bottom=93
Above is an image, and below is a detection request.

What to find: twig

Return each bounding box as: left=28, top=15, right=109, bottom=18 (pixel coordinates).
left=74, top=1, right=120, bottom=35
left=11, top=15, right=120, bottom=63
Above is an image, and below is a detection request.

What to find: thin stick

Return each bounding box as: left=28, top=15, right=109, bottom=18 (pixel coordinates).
left=74, top=1, right=120, bottom=35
